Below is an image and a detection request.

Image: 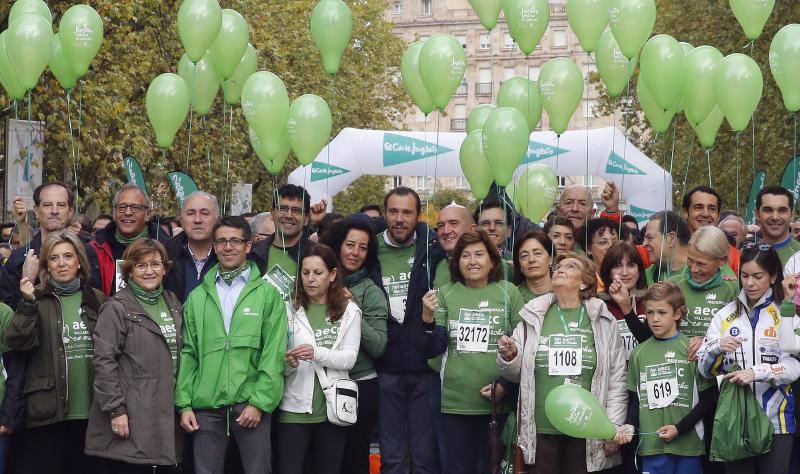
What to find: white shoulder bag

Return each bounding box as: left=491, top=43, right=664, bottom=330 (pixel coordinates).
left=313, top=364, right=358, bottom=426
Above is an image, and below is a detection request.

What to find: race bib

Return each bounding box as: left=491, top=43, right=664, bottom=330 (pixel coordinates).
left=617, top=318, right=643, bottom=360
left=645, top=363, right=679, bottom=409
left=383, top=277, right=409, bottom=324
left=456, top=309, right=491, bottom=353
left=115, top=259, right=126, bottom=293
left=263, top=264, right=295, bottom=300
left=548, top=335, right=582, bottom=376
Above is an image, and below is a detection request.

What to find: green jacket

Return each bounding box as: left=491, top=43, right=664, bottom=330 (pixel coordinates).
left=345, top=269, right=389, bottom=380
left=175, top=262, right=287, bottom=413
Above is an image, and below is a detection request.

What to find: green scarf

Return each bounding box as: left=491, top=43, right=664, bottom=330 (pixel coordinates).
left=115, top=228, right=148, bottom=246
left=219, top=264, right=248, bottom=285
left=127, top=279, right=163, bottom=305
left=684, top=267, right=723, bottom=291
left=344, top=267, right=368, bottom=288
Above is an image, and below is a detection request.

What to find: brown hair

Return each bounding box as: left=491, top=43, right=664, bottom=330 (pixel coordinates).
left=38, top=230, right=91, bottom=289
left=450, top=229, right=503, bottom=285
left=599, top=241, right=647, bottom=290
left=294, top=244, right=348, bottom=323
left=119, top=239, right=172, bottom=281
left=642, top=281, right=687, bottom=321
left=555, top=251, right=597, bottom=300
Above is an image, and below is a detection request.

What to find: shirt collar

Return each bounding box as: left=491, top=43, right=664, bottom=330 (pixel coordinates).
left=383, top=229, right=416, bottom=248
left=216, top=266, right=251, bottom=285
left=772, top=235, right=795, bottom=250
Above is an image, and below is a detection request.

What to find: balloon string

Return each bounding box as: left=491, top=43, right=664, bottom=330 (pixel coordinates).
left=77, top=83, right=83, bottom=197
left=619, top=62, right=634, bottom=236
left=681, top=135, right=695, bottom=198
left=226, top=107, right=234, bottom=214
left=157, top=148, right=166, bottom=242
left=668, top=119, right=678, bottom=218
left=706, top=148, right=712, bottom=188
left=735, top=132, right=741, bottom=214
left=66, top=90, right=79, bottom=203
left=202, top=116, right=211, bottom=172
left=584, top=53, right=590, bottom=190
left=794, top=113, right=798, bottom=205
left=186, top=67, right=196, bottom=173
left=221, top=103, right=228, bottom=214
left=751, top=109, right=756, bottom=181
left=489, top=31, right=494, bottom=102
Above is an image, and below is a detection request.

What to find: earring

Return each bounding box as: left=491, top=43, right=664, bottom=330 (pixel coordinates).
left=579, top=285, right=586, bottom=291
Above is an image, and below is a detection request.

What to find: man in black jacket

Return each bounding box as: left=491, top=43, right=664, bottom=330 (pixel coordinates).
left=376, top=187, right=446, bottom=474
left=164, top=191, right=220, bottom=302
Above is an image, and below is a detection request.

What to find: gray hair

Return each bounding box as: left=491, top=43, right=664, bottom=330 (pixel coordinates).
left=113, top=183, right=151, bottom=208
left=182, top=191, right=220, bottom=218
left=250, top=212, right=272, bottom=234
left=688, top=226, right=729, bottom=260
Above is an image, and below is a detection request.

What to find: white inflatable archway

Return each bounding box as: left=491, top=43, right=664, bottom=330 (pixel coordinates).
left=288, top=127, right=672, bottom=223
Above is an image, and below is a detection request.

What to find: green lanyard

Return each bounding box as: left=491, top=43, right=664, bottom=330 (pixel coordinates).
left=557, top=305, right=585, bottom=335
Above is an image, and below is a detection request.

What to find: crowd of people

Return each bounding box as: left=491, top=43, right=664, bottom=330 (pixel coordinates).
left=0, top=178, right=799, bottom=474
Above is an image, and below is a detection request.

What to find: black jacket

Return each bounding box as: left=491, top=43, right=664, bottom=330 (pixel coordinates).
left=376, top=223, right=447, bottom=373
left=163, top=232, right=217, bottom=302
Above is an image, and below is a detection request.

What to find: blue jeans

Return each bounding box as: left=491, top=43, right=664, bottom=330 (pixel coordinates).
left=640, top=454, right=702, bottom=474
left=378, top=372, right=440, bottom=474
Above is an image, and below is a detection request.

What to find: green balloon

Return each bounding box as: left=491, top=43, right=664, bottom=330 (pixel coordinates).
left=715, top=53, right=762, bottom=132
left=468, top=0, right=503, bottom=31
left=459, top=130, right=494, bottom=201
left=6, top=13, right=53, bottom=91
left=769, top=24, right=800, bottom=113
left=608, top=0, right=656, bottom=59
left=467, top=104, right=497, bottom=134
left=311, top=0, right=353, bottom=75
left=9, top=0, right=51, bottom=26
left=287, top=94, right=333, bottom=166
left=146, top=73, right=190, bottom=149
left=207, top=9, right=249, bottom=81
left=503, top=0, right=550, bottom=55
left=538, top=58, right=584, bottom=135
left=222, top=43, right=258, bottom=106
left=482, top=107, right=530, bottom=186
left=567, top=0, right=610, bottom=53
left=58, top=4, right=104, bottom=77
left=241, top=71, right=290, bottom=159
left=515, top=163, right=559, bottom=222
left=683, top=45, right=724, bottom=125
left=419, top=35, right=467, bottom=111
left=178, top=53, right=220, bottom=116
left=178, top=0, right=223, bottom=63
left=401, top=41, right=435, bottom=115
left=0, top=31, right=25, bottom=100
left=49, top=35, right=78, bottom=91
left=640, top=35, right=684, bottom=111
left=691, top=105, right=724, bottom=149
left=672, top=42, right=693, bottom=114
left=544, top=384, right=617, bottom=440
left=497, top=76, right=543, bottom=131
left=596, top=29, right=636, bottom=98
left=679, top=42, right=694, bottom=55
left=637, top=78, right=674, bottom=134
left=730, top=0, right=775, bottom=41
left=250, top=126, right=289, bottom=174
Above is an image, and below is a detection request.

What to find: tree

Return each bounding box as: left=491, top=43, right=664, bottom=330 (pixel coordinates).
left=431, top=188, right=470, bottom=209
left=592, top=1, right=800, bottom=212
left=332, top=175, right=388, bottom=215
left=0, top=0, right=410, bottom=216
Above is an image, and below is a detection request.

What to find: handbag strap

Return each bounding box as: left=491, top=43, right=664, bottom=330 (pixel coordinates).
left=313, top=363, right=332, bottom=389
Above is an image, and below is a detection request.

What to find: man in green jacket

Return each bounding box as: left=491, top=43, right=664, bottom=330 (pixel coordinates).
left=175, top=216, right=287, bottom=474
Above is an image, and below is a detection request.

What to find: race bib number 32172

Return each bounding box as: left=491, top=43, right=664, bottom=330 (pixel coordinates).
left=456, top=308, right=491, bottom=353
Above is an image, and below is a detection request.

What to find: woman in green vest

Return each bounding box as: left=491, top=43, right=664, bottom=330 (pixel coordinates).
left=513, top=231, right=554, bottom=303
left=668, top=225, right=738, bottom=359
left=6, top=230, right=106, bottom=474
left=321, top=216, right=389, bottom=474
left=422, top=229, right=524, bottom=474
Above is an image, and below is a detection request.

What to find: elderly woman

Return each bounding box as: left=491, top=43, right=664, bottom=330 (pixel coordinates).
left=513, top=231, right=554, bottom=303
left=6, top=230, right=106, bottom=474
left=85, top=238, right=183, bottom=473
left=497, top=251, right=627, bottom=474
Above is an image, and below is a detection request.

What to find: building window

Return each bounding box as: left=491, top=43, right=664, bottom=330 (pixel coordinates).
left=479, top=33, right=491, bottom=50
left=456, top=177, right=467, bottom=189
left=528, top=66, right=541, bottom=81
left=454, top=104, right=466, bottom=118
left=584, top=99, right=598, bottom=118
left=503, top=32, right=515, bottom=49
left=421, top=0, right=432, bottom=16
left=392, top=1, right=402, bottom=14
left=504, top=67, right=516, bottom=81
left=452, top=104, right=467, bottom=130
left=455, top=79, right=468, bottom=96
left=553, top=30, right=567, bottom=48
left=455, top=34, right=467, bottom=52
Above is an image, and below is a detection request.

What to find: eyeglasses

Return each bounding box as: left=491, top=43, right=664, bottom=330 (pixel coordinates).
left=114, top=204, right=149, bottom=214
left=741, top=241, right=772, bottom=252
left=213, top=238, right=249, bottom=248
left=276, top=205, right=304, bottom=216
left=478, top=219, right=506, bottom=228
left=552, top=262, right=583, bottom=273
left=134, top=262, right=164, bottom=272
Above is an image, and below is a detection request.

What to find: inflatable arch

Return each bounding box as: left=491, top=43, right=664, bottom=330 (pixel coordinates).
left=288, top=127, right=672, bottom=223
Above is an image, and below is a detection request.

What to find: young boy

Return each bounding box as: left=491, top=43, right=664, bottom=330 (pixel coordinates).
left=614, top=281, right=715, bottom=474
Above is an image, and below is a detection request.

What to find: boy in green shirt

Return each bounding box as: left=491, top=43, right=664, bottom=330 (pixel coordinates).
left=615, top=281, right=715, bottom=474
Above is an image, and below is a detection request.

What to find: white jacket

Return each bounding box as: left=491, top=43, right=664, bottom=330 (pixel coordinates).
left=279, top=300, right=362, bottom=415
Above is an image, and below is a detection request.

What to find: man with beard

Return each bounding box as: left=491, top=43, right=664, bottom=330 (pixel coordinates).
left=164, top=191, right=220, bottom=302
left=0, top=182, right=100, bottom=308
left=377, top=187, right=446, bottom=474
left=643, top=211, right=691, bottom=285
left=89, top=183, right=169, bottom=296
left=755, top=187, right=800, bottom=266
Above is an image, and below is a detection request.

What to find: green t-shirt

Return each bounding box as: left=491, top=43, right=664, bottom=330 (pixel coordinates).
left=627, top=333, right=714, bottom=457
left=774, top=236, right=800, bottom=267
left=61, top=292, right=93, bottom=420
left=645, top=264, right=684, bottom=286
left=435, top=281, right=524, bottom=414
left=517, top=282, right=545, bottom=304
left=534, top=304, right=597, bottom=434
left=280, top=303, right=340, bottom=424
left=669, top=273, right=738, bottom=338
left=263, top=245, right=298, bottom=301
left=141, top=296, right=178, bottom=373
left=434, top=258, right=451, bottom=289
left=377, top=233, right=415, bottom=324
